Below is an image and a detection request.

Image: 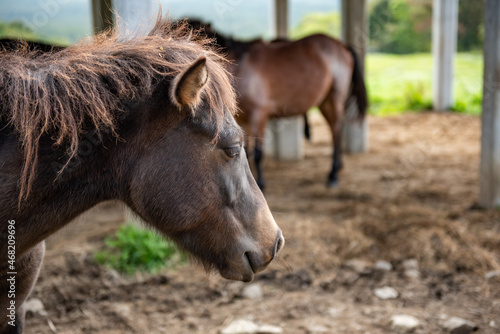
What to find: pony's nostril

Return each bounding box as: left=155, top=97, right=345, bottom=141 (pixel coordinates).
left=273, top=231, right=285, bottom=257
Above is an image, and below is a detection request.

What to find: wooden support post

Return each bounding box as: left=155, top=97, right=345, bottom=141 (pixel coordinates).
left=91, top=0, right=113, bottom=34
left=264, top=0, right=304, bottom=161
left=479, top=0, right=500, bottom=209
left=341, top=0, right=368, bottom=154
left=275, top=0, right=288, bottom=39
left=432, top=0, right=458, bottom=111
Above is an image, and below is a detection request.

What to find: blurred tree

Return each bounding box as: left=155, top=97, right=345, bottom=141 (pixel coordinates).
left=369, top=0, right=432, bottom=54
left=369, top=0, right=484, bottom=53
left=457, top=0, right=484, bottom=51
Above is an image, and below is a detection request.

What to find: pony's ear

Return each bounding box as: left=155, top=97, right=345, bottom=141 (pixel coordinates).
left=172, top=57, right=208, bottom=109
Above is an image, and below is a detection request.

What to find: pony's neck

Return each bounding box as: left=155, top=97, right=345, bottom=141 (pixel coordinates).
left=0, top=128, right=119, bottom=258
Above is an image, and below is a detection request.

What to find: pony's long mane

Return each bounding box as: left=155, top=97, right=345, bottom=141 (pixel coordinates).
left=0, top=18, right=236, bottom=202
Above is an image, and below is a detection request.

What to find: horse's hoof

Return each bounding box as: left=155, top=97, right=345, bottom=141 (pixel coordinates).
left=327, top=180, right=339, bottom=188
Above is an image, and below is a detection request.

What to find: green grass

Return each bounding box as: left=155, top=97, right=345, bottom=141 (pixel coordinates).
left=366, top=52, right=483, bottom=116
left=95, top=224, right=187, bottom=275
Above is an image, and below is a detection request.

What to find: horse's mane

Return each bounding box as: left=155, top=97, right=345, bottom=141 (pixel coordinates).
left=186, top=19, right=255, bottom=60
left=0, top=17, right=236, bottom=202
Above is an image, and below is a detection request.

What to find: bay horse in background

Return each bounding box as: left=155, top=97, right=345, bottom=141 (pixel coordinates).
left=189, top=20, right=368, bottom=189
left=0, top=19, right=283, bottom=334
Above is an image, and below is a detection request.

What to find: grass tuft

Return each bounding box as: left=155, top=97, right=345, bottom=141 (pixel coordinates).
left=95, top=224, right=187, bottom=275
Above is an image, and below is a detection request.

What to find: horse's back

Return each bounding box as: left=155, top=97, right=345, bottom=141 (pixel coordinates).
left=239, top=34, right=352, bottom=116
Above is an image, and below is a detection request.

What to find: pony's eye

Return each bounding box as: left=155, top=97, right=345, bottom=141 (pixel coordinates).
left=224, top=146, right=240, bottom=158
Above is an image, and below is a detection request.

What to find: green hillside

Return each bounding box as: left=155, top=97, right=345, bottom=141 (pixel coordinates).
left=0, top=0, right=91, bottom=45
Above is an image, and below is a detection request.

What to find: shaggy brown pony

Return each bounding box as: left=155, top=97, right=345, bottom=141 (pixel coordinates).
left=1, top=17, right=284, bottom=334
left=0, top=19, right=235, bottom=203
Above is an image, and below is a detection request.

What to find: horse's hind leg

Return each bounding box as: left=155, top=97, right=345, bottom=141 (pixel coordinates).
left=319, top=90, right=345, bottom=187
left=0, top=242, right=45, bottom=334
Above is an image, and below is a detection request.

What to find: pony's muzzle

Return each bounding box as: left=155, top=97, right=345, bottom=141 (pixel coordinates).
left=243, top=230, right=284, bottom=278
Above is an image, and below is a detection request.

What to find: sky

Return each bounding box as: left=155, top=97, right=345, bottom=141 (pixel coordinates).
left=0, top=0, right=339, bottom=43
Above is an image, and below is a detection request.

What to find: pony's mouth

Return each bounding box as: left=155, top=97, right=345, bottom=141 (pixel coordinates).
left=217, top=232, right=284, bottom=282
left=218, top=252, right=256, bottom=282
left=242, top=252, right=255, bottom=282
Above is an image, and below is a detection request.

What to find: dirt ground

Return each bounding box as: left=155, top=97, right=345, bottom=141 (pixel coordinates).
left=27, top=112, right=500, bottom=334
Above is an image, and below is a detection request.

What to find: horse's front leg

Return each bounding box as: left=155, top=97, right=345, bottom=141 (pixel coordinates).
left=329, top=128, right=343, bottom=187
left=249, top=109, right=268, bottom=191
left=0, top=242, right=45, bottom=334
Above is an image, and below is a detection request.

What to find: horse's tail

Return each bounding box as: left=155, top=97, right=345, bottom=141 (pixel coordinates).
left=347, top=46, right=368, bottom=120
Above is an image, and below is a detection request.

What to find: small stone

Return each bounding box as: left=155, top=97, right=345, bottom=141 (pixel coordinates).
left=485, top=270, right=500, bottom=279
left=241, top=283, right=263, bottom=300
left=257, top=324, right=283, bottom=334
left=442, top=317, right=478, bottom=334
left=403, top=259, right=419, bottom=270
left=24, top=298, right=47, bottom=317
left=375, top=260, right=393, bottom=271
left=220, top=319, right=259, bottom=334
left=306, top=325, right=329, bottom=334
left=362, top=308, right=373, bottom=316
left=327, top=307, right=341, bottom=318
left=405, top=269, right=420, bottom=279
left=374, top=286, right=399, bottom=300
left=403, top=259, right=420, bottom=279
left=489, top=320, right=496, bottom=328
left=112, top=303, right=132, bottom=318
left=391, top=314, right=420, bottom=331
left=345, top=259, right=373, bottom=274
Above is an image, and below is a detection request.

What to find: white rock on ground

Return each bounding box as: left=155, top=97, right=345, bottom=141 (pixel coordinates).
left=375, top=260, right=393, bottom=271
left=220, top=319, right=259, bottom=334
left=257, top=324, right=283, bottom=334
left=405, top=269, right=420, bottom=279
left=345, top=259, right=373, bottom=274
left=306, top=325, right=329, bottom=334
left=241, top=283, right=264, bottom=300
left=442, top=316, right=478, bottom=334
left=112, top=303, right=132, bottom=318
left=374, top=286, right=399, bottom=300
left=485, top=270, right=500, bottom=279
left=403, top=259, right=420, bottom=279
left=220, top=320, right=283, bottom=334
left=327, top=307, right=342, bottom=318
left=24, top=298, right=48, bottom=317
left=402, top=259, right=419, bottom=269
left=391, top=314, right=420, bottom=331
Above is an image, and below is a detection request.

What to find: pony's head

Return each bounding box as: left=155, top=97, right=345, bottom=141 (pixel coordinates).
left=0, top=19, right=283, bottom=282
left=121, top=52, right=284, bottom=281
